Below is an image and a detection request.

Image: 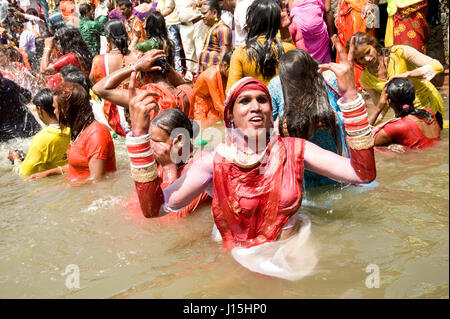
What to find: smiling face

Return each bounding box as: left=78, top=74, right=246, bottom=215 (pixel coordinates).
left=201, top=4, right=217, bottom=27
left=231, top=90, right=272, bottom=139
left=354, top=43, right=379, bottom=66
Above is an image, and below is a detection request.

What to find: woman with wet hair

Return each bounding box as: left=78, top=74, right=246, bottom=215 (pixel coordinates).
left=370, top=78, right=440, bottom=149
left=27, top=82, right=116, bottom=182
left=351, top=32, right=444, bottom=128
left=89, top=19, right=144, bottom=136
left=122, top=36, right=376, bottom=279
left=40, top=26, right=93, bottom=76
left=8, top=88, right=70, bottom=177
left=93, top=47, right=193, bottom=120
left=126, top=108, right=211, bottom=219
left=225, top=0, right=295, bottom=92
left=277, top=49, right=349, bottom=188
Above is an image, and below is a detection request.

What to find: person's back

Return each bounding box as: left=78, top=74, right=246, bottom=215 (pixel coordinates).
left=19, top=124, right=70, bottom=175
left=372, top=78, right=441, bottom=149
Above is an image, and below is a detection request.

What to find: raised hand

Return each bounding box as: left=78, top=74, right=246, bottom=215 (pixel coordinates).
left=128, top=71, right=160, bottom=137
left=318, top=35, right=358, bottom=102
left=134, top=49, right=165, bottom=73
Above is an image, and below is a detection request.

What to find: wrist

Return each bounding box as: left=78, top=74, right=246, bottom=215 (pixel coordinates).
left=341, top=89, right=358, bottom=103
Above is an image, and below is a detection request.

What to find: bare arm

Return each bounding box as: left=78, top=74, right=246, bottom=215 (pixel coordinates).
left=324, top=0, right=334, bottom=36
left=92, top=50, right=166, bottom=107
left=304, top=140, right=375, bottom=184
left=88, top=158, right=107, bottom=180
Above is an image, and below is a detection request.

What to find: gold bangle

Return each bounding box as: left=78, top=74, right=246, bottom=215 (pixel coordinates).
left=131, top=165, right=158, bottom=183
left=346, top=134, right=374, bottom=150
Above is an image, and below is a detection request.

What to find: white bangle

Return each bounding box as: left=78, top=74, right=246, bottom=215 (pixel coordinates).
left=337, top=93, right=364, bottom=111
left=126, top=132, right=151, bottom=145
left=58, top=166, right=64, bottom=175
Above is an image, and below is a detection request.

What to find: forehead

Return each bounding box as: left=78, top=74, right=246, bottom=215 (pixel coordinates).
left=236, top=90, right=268, bottom=99
left=355, top=44, right=373, bottom=55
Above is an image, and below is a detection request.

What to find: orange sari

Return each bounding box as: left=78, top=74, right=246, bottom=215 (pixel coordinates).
left=192, top=65, right=226, bottom=126
left=336, top=0, right=375, bottom=91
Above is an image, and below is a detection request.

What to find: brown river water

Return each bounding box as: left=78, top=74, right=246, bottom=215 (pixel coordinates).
left=0, top=93, right=448, bottom=299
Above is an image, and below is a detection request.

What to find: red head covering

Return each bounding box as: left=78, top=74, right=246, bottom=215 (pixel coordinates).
left=223, top=77, right=272, bottom=128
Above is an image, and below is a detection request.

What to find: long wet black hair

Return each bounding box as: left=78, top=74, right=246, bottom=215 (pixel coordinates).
left=244, top=0, right=284, bottom=80
left=104, top=19, right=130, bottom=56
left=144, top=11, right=175, bottom=67
left=279, top=49, right=337, bottom=142
left=54, top=26, right=93, bottom=72
left=386, top=78, right=434, bottom=123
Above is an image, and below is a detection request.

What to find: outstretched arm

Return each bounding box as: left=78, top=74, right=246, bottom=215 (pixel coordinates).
left=314, top=34, right=376, bottom=184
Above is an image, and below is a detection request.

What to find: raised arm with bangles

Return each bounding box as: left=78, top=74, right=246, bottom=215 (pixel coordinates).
left=127, top=36, right=376, bottom=250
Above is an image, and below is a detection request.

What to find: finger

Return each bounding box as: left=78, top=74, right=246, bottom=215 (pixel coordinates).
left=318, top=63, right=340, bottom=75
left=347, top=36, right=356, bottom=63
left=148, top=66, right=162, bottom=72
left=331, top=35, right=347, bottom=62
left=128, top=71, right=137, bottom=100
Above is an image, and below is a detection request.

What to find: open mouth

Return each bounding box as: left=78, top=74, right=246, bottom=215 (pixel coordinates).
left=249, top=116, right=264, bottom=125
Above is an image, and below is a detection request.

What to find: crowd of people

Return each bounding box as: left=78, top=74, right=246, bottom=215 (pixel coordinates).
left=0, top=0, right=446, bottom=278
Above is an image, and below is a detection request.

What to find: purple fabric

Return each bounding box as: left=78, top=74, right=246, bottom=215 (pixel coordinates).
left=289, top=0, right=331, bottom=63
left=108, top=8, right=126, bottom=22
left=132, top=2, right=158, bottom=22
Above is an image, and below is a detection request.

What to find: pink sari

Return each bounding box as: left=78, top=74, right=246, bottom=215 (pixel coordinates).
left=289, top=0, right=331, bottom=63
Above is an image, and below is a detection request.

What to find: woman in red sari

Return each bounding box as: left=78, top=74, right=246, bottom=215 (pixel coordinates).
left=40, top=26, right=93, bottom=79
left=123, top=37, right=376, bottom=278
left=92, top=48, right=194, bottom=120
left=90, top=19, right=144, bottom=136
left=370, top=78, right=440, bottom=149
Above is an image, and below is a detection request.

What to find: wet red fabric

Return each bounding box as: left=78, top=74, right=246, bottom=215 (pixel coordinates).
left=212, top=136, right=305, bottom=250
left=129, top=155, right=212, bottom=219
left=51, top=52, right=79, bottom=72
left=67, top=121, right=116, bottom=181
left=373, top=108, right=441, bottom=149
left=139, top=83, right=192, bottom=119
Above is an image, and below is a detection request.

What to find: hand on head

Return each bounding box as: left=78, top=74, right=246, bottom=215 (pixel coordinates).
left=318, top=35, right=357, bottom=102
left=134, top=49, right=165, bottom=73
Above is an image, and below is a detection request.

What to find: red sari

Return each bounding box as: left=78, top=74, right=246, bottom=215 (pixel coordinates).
left=212, top=136, right=305, bottom=249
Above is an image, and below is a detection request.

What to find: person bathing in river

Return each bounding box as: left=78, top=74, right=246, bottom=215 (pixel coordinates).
left=26, top=82, right=116, bottom=183
left=8, top=88, right=71, bottom=177
left=123, top=36, right=376, bottom=278
left=125, top=108, right=211, bottom=219
left=370, top=78, right=441, bottom=150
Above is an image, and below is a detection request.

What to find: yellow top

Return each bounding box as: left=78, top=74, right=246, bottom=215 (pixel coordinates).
left=361, top=45, right=444, bottom=116
left=226, top=36, right=296, bottom=93
left=19, top=124, right=70, bottom=176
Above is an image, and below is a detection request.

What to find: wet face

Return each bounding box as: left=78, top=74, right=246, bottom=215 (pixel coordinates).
left=119, top=4, right=132, bottom=18
left=354, top=43, right=379, bottom=66
left=231, top=90, right=272, bottom=138
left=201, top=4, right=216, bottom=27
left=150, top=123, right=171, bottom=146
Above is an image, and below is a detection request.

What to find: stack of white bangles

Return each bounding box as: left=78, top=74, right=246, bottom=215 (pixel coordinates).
left=337, top=93, right=375, bottom=150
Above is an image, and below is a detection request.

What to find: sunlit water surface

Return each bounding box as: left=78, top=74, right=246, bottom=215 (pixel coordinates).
left=0, top=98, right=448, bottom=299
